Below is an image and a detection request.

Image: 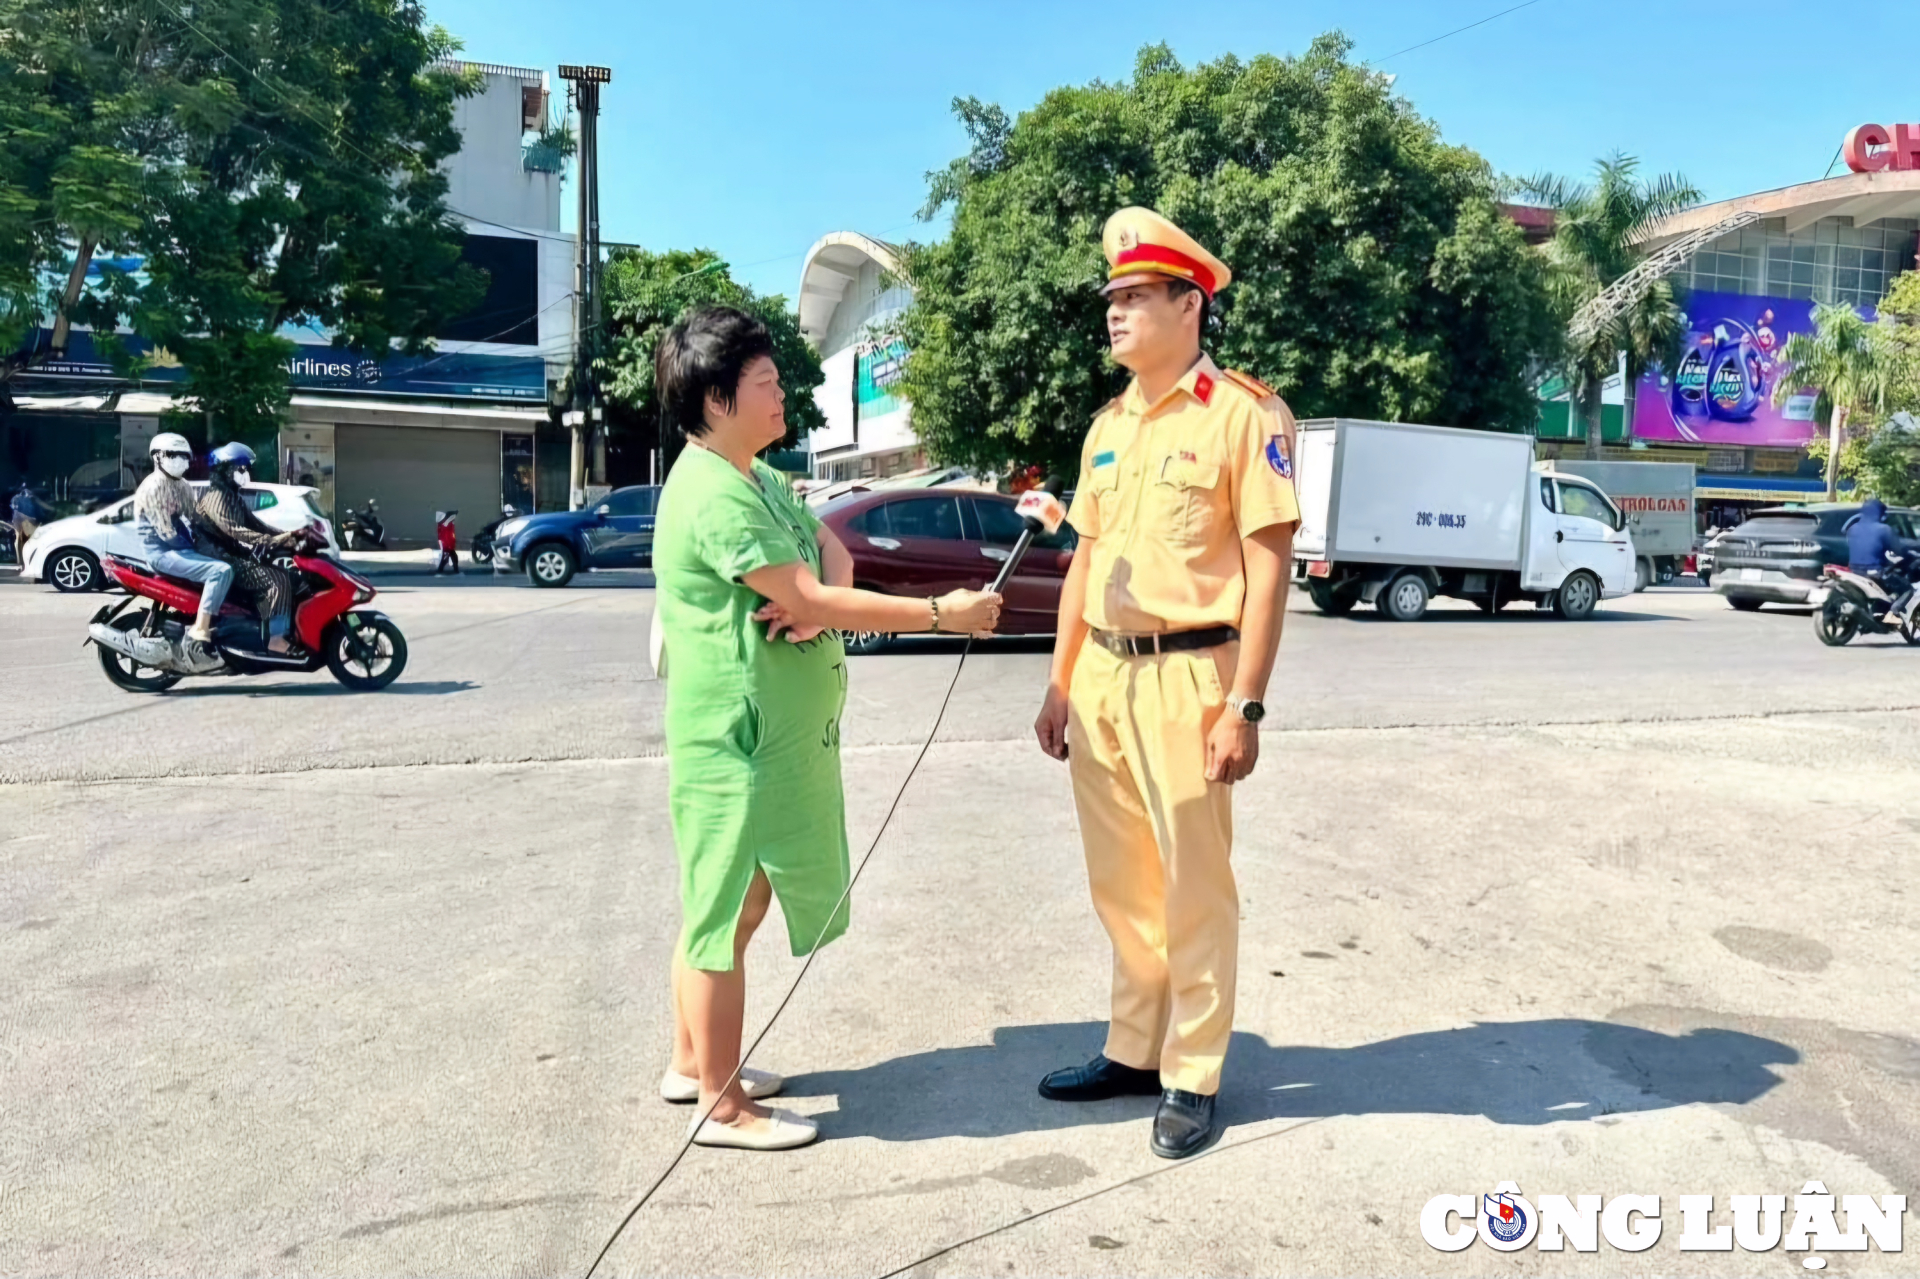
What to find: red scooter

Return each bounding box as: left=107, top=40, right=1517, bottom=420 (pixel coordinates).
left=86, top=524, right=408, bottom=692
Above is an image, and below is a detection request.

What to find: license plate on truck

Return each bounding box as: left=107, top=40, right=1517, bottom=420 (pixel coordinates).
left=1740, top=568, right=1763, bottom=582
left=1307, top=561, right=1332, bottom=578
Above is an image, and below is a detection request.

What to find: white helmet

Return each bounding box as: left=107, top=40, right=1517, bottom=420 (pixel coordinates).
left=150, top=432, right=193, bottom=479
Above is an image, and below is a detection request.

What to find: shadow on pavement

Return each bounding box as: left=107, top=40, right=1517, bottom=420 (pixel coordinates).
left=788, top=1018, right=1797, bottom=1142
left=168, top=679, right=479, bottom=698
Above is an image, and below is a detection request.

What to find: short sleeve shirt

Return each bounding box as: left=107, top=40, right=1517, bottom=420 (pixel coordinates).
left=1066, top=355, right=1301, bottom=634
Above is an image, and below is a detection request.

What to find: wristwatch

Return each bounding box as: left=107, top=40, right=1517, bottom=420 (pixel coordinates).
left=1227, top=695, right=1266, bottom=724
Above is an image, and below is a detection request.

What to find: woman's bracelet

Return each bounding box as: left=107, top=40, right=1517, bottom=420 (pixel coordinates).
left=927, top=596, right=940, bottom=633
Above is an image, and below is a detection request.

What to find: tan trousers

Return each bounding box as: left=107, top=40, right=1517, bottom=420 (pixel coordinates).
left=1066, top=637, right=1238, bottom=1095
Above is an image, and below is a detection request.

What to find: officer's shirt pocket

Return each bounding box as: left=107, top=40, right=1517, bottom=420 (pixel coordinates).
left=1151, top=455, right=1225, bottom=547
left=1088, top=468, right=1122, bottom=532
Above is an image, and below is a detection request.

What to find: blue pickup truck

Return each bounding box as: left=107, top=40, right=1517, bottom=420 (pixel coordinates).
left=494, top=485, right=661, bottom=587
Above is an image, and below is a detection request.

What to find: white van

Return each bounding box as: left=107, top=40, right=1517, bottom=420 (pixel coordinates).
left=1292, top=418, right=1636, bottom=620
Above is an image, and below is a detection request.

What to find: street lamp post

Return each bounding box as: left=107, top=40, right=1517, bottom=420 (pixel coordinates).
left=559, top=63, right=610, bottom=508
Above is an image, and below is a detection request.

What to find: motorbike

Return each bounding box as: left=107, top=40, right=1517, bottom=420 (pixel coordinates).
left=86, top=524, right=409, bottom=691
left=340, top=498, right=385, bottom=551
left=1810, top=559, right=1920, bottom=647
left=470, top=504, right=518, bottom=564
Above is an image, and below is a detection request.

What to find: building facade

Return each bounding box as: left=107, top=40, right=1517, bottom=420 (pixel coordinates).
left=797, top=233, right=924, bottom=482
left=1537, top=157, right=1920, bottom=517
left=4, top=60, right=577, bottom=546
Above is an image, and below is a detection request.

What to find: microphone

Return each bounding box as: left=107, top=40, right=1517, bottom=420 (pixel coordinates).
left=984, top=477, right=1067, bottom=597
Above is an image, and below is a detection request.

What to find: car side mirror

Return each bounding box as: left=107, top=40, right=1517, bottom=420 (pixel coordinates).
left=595, top=504, right=611, bottom=517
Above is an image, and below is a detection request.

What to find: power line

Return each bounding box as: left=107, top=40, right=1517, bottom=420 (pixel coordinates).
left=1367, top=0, right=1552, bottom=65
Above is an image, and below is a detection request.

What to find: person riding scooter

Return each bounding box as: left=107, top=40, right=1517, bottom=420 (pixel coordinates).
left=1847, top=498, right=1913, bottom=611
left=132, top=433, right=233, bottom=650
left=195, top=442, right=303, bottom=655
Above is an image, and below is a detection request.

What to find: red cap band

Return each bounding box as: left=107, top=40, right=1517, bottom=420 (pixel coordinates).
left=1110, top=244, right=1217, bottom=297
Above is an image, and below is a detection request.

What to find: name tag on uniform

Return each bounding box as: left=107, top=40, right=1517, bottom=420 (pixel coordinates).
left=1092, top=450, right=1116, bottom=470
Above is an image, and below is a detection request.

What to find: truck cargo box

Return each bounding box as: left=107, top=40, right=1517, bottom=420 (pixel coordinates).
left=1294, top=419, right=1536, bottom=572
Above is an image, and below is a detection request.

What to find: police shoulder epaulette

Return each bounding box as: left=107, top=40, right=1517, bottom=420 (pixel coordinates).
left=1221, top=369, right=1276, bottom=400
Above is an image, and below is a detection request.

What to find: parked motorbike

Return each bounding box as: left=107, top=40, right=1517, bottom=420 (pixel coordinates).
left=1810, top=559, right=1920, bottom=647
left=340, top=498, right=385, bottom=551
left=470, top=504, right=518, bottom=564
left=86, top=524, right=408, bottom=691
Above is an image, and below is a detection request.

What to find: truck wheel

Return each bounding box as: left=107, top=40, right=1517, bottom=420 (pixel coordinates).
left=1555, top=572, right=1600, bottom=620
left=1380, top=572, right=1430, bottom=622
left=526, top=543, right=576, bottom=588
left=1633, top=558, right=1652, bottom=593
left=1307, top=581, right=1358, bottom=616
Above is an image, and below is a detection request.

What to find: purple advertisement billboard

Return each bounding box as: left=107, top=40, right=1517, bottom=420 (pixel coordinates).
left=1632, top=291, right=1840, bottom=447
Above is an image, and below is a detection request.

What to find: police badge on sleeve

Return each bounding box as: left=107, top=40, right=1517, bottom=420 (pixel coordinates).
left=1264, top=433, right=1292, bottom=479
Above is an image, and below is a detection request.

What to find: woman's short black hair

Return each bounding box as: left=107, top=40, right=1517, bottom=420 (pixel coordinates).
left=655, top=305, right=776, bottom=438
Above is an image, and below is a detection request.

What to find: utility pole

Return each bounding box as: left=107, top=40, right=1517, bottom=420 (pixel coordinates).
left=559, top=63, right=610, bottom=507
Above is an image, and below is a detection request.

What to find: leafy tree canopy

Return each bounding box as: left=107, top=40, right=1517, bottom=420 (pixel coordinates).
left=597, top=247, right=824, bottom=450
left=894, top=35, right=1563, bottom=476
left=0, top=0, right=487, bottom=449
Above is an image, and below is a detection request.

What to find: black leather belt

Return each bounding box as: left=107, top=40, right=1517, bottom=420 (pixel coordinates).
left=1089, top=625, right=1238, bottom=657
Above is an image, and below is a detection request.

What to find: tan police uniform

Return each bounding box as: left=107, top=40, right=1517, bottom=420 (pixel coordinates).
left=1062, top=208, right=1300, bottom=1096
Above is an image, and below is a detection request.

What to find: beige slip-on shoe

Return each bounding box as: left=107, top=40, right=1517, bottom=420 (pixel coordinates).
left=659, top=1066, right=784, bottom=1104
left=686, top=1107, right=819, bottom=1151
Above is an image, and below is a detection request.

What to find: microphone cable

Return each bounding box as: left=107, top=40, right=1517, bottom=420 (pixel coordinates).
left=581, top=630, right=981, bottom=1279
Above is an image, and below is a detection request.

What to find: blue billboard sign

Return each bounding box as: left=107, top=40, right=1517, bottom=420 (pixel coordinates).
left=19, top=329, right=548, bottom=402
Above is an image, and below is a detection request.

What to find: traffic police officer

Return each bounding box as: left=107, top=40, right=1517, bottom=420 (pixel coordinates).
left=1033, top=207, right=1300, bottom=1159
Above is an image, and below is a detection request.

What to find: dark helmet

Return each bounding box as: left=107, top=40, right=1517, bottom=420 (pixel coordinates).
left=207, top=441, right=257, bottom=489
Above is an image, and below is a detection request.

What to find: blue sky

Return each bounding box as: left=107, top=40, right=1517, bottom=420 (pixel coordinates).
left=436, top=0, right=1907, bottom=301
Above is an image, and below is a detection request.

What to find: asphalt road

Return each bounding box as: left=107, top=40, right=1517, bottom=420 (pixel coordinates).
left=3, top=572, right=1917, bottom=1276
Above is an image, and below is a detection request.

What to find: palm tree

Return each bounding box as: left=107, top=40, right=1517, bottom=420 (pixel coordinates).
left=1773, top=302, right=1894, bottom=500
left=1516, top=156, right=1702, bottom=460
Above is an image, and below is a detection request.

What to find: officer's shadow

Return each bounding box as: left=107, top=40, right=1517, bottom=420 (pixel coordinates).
left=784, top=1018, right=1798, bottom=1143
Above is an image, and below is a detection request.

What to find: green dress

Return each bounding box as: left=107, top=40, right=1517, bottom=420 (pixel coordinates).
left=654, top=446, right=850, bottom=971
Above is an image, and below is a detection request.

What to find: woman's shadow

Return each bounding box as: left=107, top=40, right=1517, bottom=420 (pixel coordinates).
left=784, top=1019, right=1799, bottom=1142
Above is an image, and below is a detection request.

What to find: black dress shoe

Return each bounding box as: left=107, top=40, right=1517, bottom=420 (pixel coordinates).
left=1037, top=1054, right=1162, bottom=1102
left=1151, top=1088, right=1218, bottom=1159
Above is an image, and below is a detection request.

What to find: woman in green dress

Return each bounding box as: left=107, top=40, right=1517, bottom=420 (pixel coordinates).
left=651, top=306, right=1002, bottom=1150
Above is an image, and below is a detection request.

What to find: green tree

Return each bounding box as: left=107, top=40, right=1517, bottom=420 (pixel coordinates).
left=1773, top=300, right=1895, bottom=501
left=597, top=247, right=824, bottom=462
left=1515, top=155, right=1701, bottom=460
left=893, top=36, right=1563, bottom=477
left=0, top=0, right=486, bottom=453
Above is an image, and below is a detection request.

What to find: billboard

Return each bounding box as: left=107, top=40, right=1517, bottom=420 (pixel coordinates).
left=1631, top=291, right=1847, bottom=447
left=855, top=334, right=907, bottom=421
left=20, top=328, right=547, bottom=401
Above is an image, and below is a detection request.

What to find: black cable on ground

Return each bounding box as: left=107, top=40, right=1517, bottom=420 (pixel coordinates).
left=581, top=635, right=979, bottom=1279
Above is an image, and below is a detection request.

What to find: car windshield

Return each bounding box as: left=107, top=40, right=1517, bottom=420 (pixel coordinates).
left=303, top=494, right=326, bottom=521
left=1734, top=516, right=1819, bottom=538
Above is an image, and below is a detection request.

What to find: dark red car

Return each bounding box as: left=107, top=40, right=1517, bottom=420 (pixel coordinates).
left=816, top=487, right=1079, bottom=652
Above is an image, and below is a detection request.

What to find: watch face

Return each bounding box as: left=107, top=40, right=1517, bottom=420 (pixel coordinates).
left=1241, top=700, right=1266, bottom=723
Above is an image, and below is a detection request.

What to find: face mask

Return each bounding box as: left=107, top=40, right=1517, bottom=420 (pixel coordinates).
left=159, top=455, right=190, bottom=479
left=232, top=467, right=251, bottom=486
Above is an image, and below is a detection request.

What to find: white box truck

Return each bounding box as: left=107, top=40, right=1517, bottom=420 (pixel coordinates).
left=1292, top=418, right=1637, bottom=620
left=1547, top=460, right=1696, bottom=591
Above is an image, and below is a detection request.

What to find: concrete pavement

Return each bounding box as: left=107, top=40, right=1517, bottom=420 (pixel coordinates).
left=2, top=578, right=1917, bottom=1276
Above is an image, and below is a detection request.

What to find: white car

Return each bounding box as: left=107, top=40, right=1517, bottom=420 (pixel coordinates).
left=21, top=484, right=338, bottom=593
